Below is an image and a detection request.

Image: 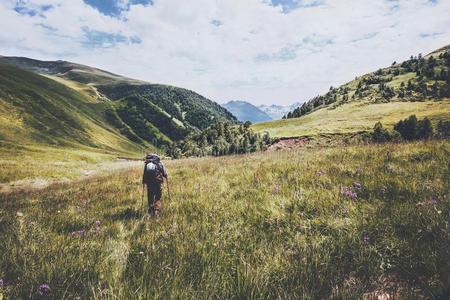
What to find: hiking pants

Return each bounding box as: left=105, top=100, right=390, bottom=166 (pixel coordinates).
left=147, top=184, right=162, bottom=215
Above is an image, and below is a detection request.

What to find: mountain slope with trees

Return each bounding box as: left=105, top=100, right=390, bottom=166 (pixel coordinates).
left=286, top=45, right=450, bottom=119
left=0, top=62, right=146, bottom=154
left=253, top=45, right=450, bottom=137
left=0, top=56, right=237, bottom=154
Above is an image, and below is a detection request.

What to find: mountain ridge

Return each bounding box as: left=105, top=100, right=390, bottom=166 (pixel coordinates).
left=222, top=100, right=272, bottom=123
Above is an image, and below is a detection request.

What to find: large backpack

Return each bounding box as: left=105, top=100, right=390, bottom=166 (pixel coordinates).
left=145, top=161, right=163, bottom=184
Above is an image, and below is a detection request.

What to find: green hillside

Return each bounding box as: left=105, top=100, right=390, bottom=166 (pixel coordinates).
left=0, top=56, right=239, bottom=182
left=0, top=56, right=142, bottom=85
left=254, top=45, right=450, bottom=137
left=0, top=62, right=146, bottom=153
left=98, top=83, right=237, bottom=141
left=0, top=56, right=237, bottom=148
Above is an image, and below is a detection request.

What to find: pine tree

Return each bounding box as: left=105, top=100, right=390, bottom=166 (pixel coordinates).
left=431, top=82, right=439, bottom=98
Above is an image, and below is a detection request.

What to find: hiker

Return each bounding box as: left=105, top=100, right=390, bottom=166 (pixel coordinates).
left=142, top=153, right=168, bottom=216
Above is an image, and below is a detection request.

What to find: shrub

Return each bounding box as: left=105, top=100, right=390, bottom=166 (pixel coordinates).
left=436, top=120, right=450, bottom=139
left=394, top=115, right=435, bottom=141
left=394, top=115, right=418, bottom=140
left=372, top=122, right=392, bottom=143
left=416, top=117, right=433, bottom=139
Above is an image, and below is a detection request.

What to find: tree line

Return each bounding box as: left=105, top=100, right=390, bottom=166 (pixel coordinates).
left=285, top=50, right=450, bottom=119
left=372, top=115, right=450, bottom=143
left=166, top=121, right=272, bottom=158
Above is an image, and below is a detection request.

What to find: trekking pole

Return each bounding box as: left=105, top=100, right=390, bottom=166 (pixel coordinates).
left=166, top=178, right=172, bottom=202
left=140, top=184, right=145, bottom=215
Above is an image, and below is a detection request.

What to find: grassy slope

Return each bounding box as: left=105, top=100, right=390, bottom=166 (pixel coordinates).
left=0, top=141, right=448, bottom=298
left=0, top=56, right=236, bottom=183
left=0, top=143, right=140, bottom=184
left=0, top=63, right=155, bottom=183
left=254, top=46, right=450, bottom=137
left=253, top=100, right=450, bottom=137
left=0, top=56, right=143, bottom=85
left=0, top=56, right=238, bottom=136
left=0, top=62, right=145, bottom=151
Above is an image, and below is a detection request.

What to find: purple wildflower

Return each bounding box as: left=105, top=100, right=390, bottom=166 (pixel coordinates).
left=341, top=186, right=358, bottom=200
left=0, top=278, right=4, bottom=287
left=379, top=186, right=386, bottom=194
left=38, top=283, right=50, bottom=295
left=363, top=234, right=370, bottom=244
left=70, top=230, right=86, bottom=237
left=93, top=221, right=101, bottom=234
left=353, top=182, right=362, bottom=190
left=428, top=196, right=438, bottom=207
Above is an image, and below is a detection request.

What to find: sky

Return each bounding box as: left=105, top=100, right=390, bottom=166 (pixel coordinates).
left=0, top=0, right=449, bottom=105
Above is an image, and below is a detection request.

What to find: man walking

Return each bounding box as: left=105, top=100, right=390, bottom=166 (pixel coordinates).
left=142, top=153, right=168, bottom=216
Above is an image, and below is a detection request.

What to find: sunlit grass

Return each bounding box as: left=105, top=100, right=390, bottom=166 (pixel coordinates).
left=0, top=142, right=143, bottom=184
left=1, top=141, right=449, bottom=298
left=253, top=99, right=450, bottom=137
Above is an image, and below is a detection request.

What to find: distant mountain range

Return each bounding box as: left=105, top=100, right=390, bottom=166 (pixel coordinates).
left=258, top=103, right=301, bottom=120
left=222, top=101, right=302, bottom=123
left=222, top=101, right=272, bottom=123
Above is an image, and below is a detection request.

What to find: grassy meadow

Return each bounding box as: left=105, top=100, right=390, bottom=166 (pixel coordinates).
left=0, top=142, right=146, bottom=187
left=253, top=99, right=450, bottom=138
left=1, top=141, right=449, bottom=299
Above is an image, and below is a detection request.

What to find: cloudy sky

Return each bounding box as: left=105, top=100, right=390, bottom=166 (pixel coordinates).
left=0, top=0, right=449, bottom=105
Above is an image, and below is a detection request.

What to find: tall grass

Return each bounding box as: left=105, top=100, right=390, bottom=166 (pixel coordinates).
left=0, top=141, right=449, bottom=299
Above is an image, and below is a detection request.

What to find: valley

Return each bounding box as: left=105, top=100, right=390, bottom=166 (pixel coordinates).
left=0, top=45, right=449, bottom=299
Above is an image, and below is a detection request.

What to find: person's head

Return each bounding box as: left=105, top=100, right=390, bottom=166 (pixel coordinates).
left=145, top=153, right=160, bottom=163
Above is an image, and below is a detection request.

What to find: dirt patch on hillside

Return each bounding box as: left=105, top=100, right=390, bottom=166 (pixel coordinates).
left=268, top=137, right=310, bottom=151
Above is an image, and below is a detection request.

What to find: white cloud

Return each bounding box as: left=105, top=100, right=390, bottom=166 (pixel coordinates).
left=0, top=0, right=449, bottom=105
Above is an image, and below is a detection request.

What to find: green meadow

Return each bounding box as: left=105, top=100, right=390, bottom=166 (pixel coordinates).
left=1, top=141, right=448, bottom=299
left=253, top=99, right=450, bottom=138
